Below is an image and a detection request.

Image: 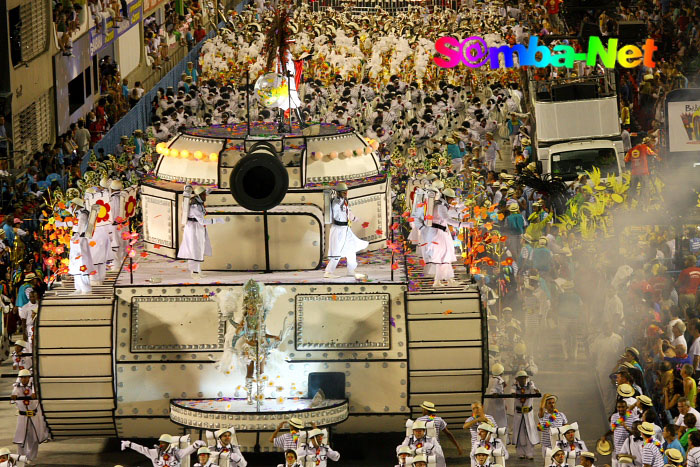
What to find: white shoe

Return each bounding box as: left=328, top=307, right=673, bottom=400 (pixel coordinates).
left=324, top=272, right=339, bottom=279
left=432, top=280, right=442, bottom=287
left=445, top=279, right=459, bottom=287
left=70, top=290, right=82, bottom=295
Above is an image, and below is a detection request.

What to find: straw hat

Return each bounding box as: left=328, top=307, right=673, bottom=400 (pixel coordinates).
left=617, top=384, right=635, bottom=398
left=666, top=449, right=683, bottom=464
left=289, top=417, right=304, bottom=429
left=596, top=439, right=612, bottom=455
left=638, top=422, right=655, bottom=436
left=420, top=401, right=437, bottom=412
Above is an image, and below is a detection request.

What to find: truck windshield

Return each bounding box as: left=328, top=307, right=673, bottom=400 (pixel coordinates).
left=550, top=148, right=619, bottom=181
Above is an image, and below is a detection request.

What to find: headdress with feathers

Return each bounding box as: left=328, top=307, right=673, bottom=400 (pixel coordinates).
left=264, top=5, right=294, bottom=72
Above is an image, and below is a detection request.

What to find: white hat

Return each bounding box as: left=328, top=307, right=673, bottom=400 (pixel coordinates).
left=420, top=401, right=437, bottom=412
left=308, top=428, right=323, bottom=439
left=335, top=182, right=349, bottom=191
left=289, top=417, right=304, bottom=429
left=14, top=339, right=27, bottom=348
left=194, top=186, right=207, bottom=196
left=197, top=446, right=211, bottom=455
left=70, top=198, right=85, bottom=208
left=491, top=363, right=504, bottom=376
left=110, top=180, right=124, bottom=190
left=413, top=454, right=428, bottom=464
left=158, top=434, right=172, bottom=443
left=398, top=445, right=413, bottom=455
left=478, top=422, right=496, bottom=433
left=551, top=447, right=564, bottom=459
left=0, top=448, right=10, bottom=456
left=442, top=188, right=456, bottom=198
left=215, top=427, right=233, bottom=438
left=581, top=451, right=596, bottom=461
left=475, top=446, right=492, bottom=455
left=412, top=420, right=427, bottom=430
left=562, top=424, right=576, bottom=434
left=515, top=370, right=528, bottom=378
left=18, top=369, right=31, bottom=377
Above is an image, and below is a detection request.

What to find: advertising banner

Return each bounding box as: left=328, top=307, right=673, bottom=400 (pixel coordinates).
left=89, top=0, right=143, bottom=56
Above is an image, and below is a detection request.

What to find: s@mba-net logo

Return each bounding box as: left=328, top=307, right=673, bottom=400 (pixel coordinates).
left=433, top=36, right=658, bottom=69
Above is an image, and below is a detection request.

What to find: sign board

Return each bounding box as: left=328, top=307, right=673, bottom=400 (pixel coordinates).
left=89, top=0, right=143, bottom=56
left=667, top=100, right=700, bottom=153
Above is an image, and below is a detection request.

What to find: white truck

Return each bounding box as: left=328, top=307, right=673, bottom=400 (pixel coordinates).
left=527, top=68, right=625, bottom=181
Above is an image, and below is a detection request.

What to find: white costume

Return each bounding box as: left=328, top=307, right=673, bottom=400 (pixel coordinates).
left=419, top=198, right=460, bottom=282
left=397, top=435, right=445, bottom=467
left=109, top=189, right=127, bottom=263
left=17, top=302, right=37, bottom=346
left=89, top=223, right=113, bottom=283
left=324, top=195, right=368, bottom=276
left=123, top=440, right=204, bottom=466
left=485, top=375, right=507, bottom=428
left=12, top=380, right=49, bottom=460
left=68, top=208, right=94, bottom=294
left=511, top=380, right=540, bottom=458
left=297, top=444, right=340, bottom=466
left=277, top=50, right=301, bottom=111
left=178, top=196, right=214, bottom=274
left=556, top=439, right=588, bottom=465
left=209, top=441, right=247, bottom=467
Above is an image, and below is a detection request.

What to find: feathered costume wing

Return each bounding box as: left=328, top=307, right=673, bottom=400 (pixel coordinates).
left=516, top=172, right=570, bottom=216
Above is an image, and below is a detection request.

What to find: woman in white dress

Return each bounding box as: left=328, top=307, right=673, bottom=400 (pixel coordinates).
left=324, top=183, right=369, bottom=278
left=178, top=187, right=221, bottom=277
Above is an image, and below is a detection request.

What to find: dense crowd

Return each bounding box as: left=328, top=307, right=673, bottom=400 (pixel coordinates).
left=3, top=0, right=700, bottom=464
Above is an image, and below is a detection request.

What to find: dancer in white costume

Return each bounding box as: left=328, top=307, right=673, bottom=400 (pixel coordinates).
left=178, top=186, right=222, bottom=277
left=420, top=188, right=463, bottom=287
left=12, top=369, right=49, bottom=461
left=324, top=183, right=369, bottom=278
left=67, top=198, right=94, bottom=294
left=121, top=434, right=205, bottom=467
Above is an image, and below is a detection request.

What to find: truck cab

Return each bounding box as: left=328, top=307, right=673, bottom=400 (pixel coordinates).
left=539, top=139, right=625, bottom=181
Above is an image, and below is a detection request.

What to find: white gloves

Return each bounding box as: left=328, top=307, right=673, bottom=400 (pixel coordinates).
left=193, top=439, right=206, bottom=448
left=121, top=440, right=131, bottom=451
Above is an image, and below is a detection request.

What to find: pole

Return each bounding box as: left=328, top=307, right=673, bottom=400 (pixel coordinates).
left=214, top=0, right=219, bottom=30
left=246, top=67, right=251, bottom=136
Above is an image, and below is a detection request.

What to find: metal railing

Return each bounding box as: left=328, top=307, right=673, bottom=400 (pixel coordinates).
left=528, top=69, right=617, bottom=102
left=141, top=45, right=188, bottom=91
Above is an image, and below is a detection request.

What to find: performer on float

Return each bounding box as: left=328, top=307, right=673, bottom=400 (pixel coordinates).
left=11, top=369, right=49, bottom=461
left=67, top=198, right=94, bottom=294
left=208, top=427, right=247, bottom=467
left=177, top=185, right=222, bottom=277
left=324, top=183, right=369, bottom=279
left=263, top=8, right=307, bottom=131
left=420, top=187, right=464, bottom=287
left=297, top=429, right=340, bottom=467
left=121, top=434, right=205, bottom=467
left=109, top=179, right=127, bottom=263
